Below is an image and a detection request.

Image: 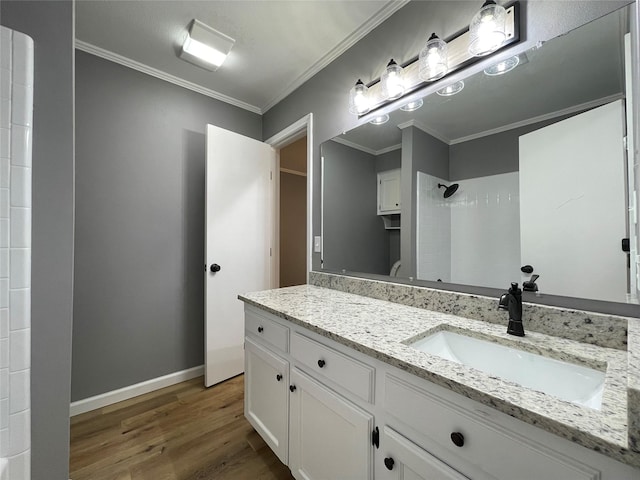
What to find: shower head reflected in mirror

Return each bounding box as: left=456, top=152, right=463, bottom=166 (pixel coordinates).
left=438, top=183, right=459, bottom=198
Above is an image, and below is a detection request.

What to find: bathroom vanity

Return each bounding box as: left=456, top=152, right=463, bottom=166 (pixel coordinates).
left=240, top=277, right=640, bottom=480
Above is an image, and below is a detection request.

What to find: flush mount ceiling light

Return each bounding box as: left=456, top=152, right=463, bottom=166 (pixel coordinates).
left=381, top=59, right=405, bottom=100
left=400, top=98, right=424, bottom=112
left=484, top=54, right=520, bottom=75
left=437, top=80, right=465, bottom=96
left=180, top=19, right=235, bottom=71
left=419, top=33, right=448, bottom=82
left=370, top=114, right=390, bottom=125
left=468, top=0, right=507, bottom=57
left=348, top=79, right=371, bottom=115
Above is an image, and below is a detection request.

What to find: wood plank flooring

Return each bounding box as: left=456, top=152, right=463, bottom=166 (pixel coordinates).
left=70, top=375, right=295, bottom=480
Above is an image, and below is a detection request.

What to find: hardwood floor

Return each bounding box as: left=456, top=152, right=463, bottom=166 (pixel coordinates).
left=70, top=375, right=295, bottom=480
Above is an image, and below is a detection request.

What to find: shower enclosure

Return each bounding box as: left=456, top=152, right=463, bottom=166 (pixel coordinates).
left=0, top=25, right=33, bottom=480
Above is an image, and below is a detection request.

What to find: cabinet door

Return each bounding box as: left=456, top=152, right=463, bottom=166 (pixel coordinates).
left=244, top=337, right=289, bottom=464
left=378, top=169, right=401, bottom=214
left=377, top=427, right=469, bottom=480
left=289, top=368, right=374, bottom=480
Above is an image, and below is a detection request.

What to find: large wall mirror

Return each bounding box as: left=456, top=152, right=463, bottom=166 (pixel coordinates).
left=320, top=4, right=639, bottom=313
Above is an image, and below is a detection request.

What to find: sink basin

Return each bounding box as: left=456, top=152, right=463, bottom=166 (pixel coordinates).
left=409, top=330, right=605, bottom=409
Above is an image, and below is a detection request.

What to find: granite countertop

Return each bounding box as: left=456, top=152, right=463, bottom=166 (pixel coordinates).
left=239, top=284, right=640, bottom=469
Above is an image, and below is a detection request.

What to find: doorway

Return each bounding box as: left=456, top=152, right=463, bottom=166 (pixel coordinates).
left=278, top=137, right=308, bottom=287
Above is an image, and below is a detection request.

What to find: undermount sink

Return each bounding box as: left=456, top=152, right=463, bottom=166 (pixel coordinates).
left=408, top=330, right=605, bottom=410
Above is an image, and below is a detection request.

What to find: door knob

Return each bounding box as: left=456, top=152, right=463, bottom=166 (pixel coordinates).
left=317, top=359, right=326, bottom=368
left=210, top=263, right=221, bottom=273
left=384, top=457, right=395, bottom=470
left=450, top=432, right=465, bottom=447
left=289, top=385, right=296, bottom=392
left=276, top=374, right=282, bottom=381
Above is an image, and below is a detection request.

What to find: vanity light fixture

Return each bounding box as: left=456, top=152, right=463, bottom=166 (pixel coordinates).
left=180, top=19, right=235, bottom=71
left=468, top=0, right=508, bottom=57
left=437, top=80, right=465, bottom=96
left=381, top=59, right=405, bottom=100
left=484, top=54, right=520, bottom=75
left=400, top=98, right=424, bottom=112
left=348, top=79, right=371, bottom=115
left=369, top=114, right=390, bottom=125
left=419, top=33, right=448, bottom=81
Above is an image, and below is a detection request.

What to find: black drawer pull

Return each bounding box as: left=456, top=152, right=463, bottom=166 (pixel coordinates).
left=451, top=432, right=465, bottom=447
left=289, top=385, right=296, bottom=392
left=258, top=326, right=264, bottom=333
left=317, top=359, right=326, bottom=368
left=384, top=457, right=395, bottom=470
left=276, top=374, right=282, bottom=381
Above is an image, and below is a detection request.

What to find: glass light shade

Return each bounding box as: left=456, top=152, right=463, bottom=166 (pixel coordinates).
left=381, top=59, right=405, bottom=100
left=400, top=98, right=424, bottom=112
left=370, top=114, right=390, bottom=125
left=419, top=33, right=448, bottom=81
left=437, top=81, right=465, bottom=96
left=468, top=1, right=507, bottom=57
left=348, top=79, right=371, bottom=115
left=484, top=55, right=520, bottom=75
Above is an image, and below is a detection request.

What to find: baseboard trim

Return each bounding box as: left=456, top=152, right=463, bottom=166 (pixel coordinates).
left=70, top=365, right=204, bottom=417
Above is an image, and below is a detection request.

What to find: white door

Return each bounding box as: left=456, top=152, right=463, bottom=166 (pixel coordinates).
left=289, top=368, right=374, bottom=480
left=519, top=100, right=627, bottom=303
left=205, top=125, right=275, bottom=387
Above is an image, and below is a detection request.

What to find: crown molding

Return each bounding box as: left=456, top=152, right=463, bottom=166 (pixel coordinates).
left=261, top=0, right=411, bottom=113
left=397, top=119, right=451, bottom=145
left=331, top=137, right=401, bottom=156
left=449, top=94, right=624, bottom=145
left=75, top=40, right=262, bottom=114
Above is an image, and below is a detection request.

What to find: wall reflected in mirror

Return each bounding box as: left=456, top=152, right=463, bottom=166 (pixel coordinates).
left=321, top=5, right=635, bottom=305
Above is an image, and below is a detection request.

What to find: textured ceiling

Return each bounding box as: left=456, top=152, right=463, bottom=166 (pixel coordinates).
left=75, top=0, right=407, bottom=113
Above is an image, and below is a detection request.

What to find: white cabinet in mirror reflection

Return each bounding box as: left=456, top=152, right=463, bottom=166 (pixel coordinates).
left=378, top=169, right=401, bottom=215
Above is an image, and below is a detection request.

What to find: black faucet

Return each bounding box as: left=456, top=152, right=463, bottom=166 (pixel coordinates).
left=498, top=282, right=525, bottom=336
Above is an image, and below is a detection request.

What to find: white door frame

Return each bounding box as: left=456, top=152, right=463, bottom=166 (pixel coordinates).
left=265, top=113, right=314, bottom=284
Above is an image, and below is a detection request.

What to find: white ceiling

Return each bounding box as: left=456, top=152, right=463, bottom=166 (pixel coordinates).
left=75, top=0, right=407, bottom=114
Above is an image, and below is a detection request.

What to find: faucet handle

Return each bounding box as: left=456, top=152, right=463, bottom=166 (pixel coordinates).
left=498, top=292, right=510, bottom=310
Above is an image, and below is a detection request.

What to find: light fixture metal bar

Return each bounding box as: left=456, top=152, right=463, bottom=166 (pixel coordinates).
left=364, top=3, right=518, bottom=114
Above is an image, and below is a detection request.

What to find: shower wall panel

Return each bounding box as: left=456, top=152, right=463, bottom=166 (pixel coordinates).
left=0, top=25, right=33, bottom=480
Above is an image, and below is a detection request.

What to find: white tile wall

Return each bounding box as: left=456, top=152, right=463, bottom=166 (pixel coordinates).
left=416, top=171, right=520, bottom=289
left=0, top=25, right=33, bottom=479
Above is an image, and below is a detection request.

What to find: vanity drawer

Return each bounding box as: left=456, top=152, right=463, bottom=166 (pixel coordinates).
left=384, top=374, right=599, bottom=480
left=245, top=307, right=289, bottom=353
left=290, top=332, right=375, bottom=403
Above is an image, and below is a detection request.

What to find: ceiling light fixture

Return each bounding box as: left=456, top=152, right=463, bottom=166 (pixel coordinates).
left=370, top=114, right=390, bottom=125
left=381, top=59, right=405, bottom=100
left=180, top=19, right=235, bottom=71
left=400, top=98, right=424, bottom=112
left=419, top=33, right=448, bottom=82
left=484, top=54, right=520, bottom=76
left=437, top=81, right=465, bottom=96
left=348, top=79, right=371, bottom=115
left=468, top=0, right=507, bottom=57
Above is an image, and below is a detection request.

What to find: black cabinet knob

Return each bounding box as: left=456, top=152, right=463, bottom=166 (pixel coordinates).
left=289, top=385, right=296, bottom=392
left=276, top=374, right=282, bottom=382
left=384, top=457, right=395, bottom=470
left=258, top=326, right=264, bottom=333
left=451, top=432, right=465, bottom=447
left=317, top=359, right=326, bottom=368
left=210, top=263, right=221, bottom=273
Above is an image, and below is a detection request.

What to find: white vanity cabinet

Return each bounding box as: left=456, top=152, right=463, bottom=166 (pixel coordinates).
left=289, top=367, right=374, bottom=480
left=244, top=308, right=290, bottom=464
left=377, top=169, right=401, bottom=214
left=243, top=305, right=640, bottom=480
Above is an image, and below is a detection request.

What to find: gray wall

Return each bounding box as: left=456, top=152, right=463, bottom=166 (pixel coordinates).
left=262, top=0, right=632, bottom=274
left=322, top=141, right=388, bottom=274
left=401, top=127, right=449, bottom=278
left=376, top=148, right=401, bottom=173
left=73, top=51, right=261, bottom=400
left=0, top=2, right=75, bottom=479
left=450, top=113, right=581, bottom=181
